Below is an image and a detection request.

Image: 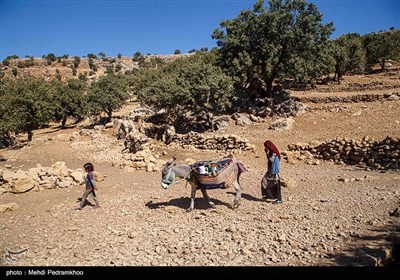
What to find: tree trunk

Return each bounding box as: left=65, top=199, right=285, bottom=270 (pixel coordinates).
left=335, top=63, right=342, bottom=85
left=265, top=78, right=274, bottom=111
left=61, top=117, right=67, bottom=128
left=5, top=129, right=15, bottom=146
left=27, top=130, right=33, bottom=142
left=380, top=58, right=386, bottom=71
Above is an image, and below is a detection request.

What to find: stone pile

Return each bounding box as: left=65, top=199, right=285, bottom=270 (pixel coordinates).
left=292, top=92, right=400, bottom=104
left=123, top=131, right=151, bottom=154
left=65, top=122, right=163, bottom=173
left=113, top=118, right=137, bottom=139
left=112, top=149, right=166, bottom=172
left=0, top=162, right=87, bottom=194
left=285, top=136, right=400, bottom=170
left=233, top=90, right=308, bottom=118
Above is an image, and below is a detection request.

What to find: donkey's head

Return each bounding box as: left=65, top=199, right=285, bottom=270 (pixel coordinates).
left=161, top=157, right=177, bottom=189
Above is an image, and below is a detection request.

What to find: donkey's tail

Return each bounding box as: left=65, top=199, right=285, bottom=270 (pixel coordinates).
left=236, top=161, right=247, bottom=190
left=237, top=161, right=247, bottom=173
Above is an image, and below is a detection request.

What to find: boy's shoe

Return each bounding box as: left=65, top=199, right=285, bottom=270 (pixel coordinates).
left=74, top=206, right=82, bottom=210
left=272, top=200, right=282, bottom=204
left=93, top=205, right=100, bottom=209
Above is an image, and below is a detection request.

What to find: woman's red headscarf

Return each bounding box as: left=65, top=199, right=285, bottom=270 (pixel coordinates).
left=263, top=140, right=281, bottom=160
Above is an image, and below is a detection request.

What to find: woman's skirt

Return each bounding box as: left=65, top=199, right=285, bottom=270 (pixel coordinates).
left=261, top=171, right=281, bottom=199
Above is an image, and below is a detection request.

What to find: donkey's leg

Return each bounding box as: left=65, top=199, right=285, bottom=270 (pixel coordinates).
left=232, top=181, right=242, bottom=209
left=187, top=183, right=197, bottom=212
left=200, top=189, right=215, bottom=208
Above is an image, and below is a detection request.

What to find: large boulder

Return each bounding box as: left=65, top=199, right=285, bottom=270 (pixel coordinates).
left=69, top=170, right=85, bottom=183
left=48, top=162, right=69, bottom=177
left=12, top=176, right=36, bottom=193
left=269, top=117, right=294, bottom=130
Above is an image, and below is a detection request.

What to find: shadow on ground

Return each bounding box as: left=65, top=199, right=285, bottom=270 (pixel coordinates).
left=325, top=221, right=400, bottom=266
left=226, top=191, right=265, bottom=202
left=145, top=196, right=232, bottom=210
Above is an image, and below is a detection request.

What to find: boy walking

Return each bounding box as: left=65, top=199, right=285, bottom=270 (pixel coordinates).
left=75, top=162, right=100, bottom=210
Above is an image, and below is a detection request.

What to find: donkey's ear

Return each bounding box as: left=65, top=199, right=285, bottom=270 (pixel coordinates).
left=167, top=157, right=177, bottom=165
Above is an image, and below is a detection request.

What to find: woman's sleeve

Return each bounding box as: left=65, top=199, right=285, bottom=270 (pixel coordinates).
left=269, top=154, right=275, bottom=163
left=271, top=156, right=280, bottom=174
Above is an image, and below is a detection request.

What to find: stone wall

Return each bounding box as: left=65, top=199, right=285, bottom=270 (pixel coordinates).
left=292, top=92, right=399, bottom=104
left=285, top=136, right=399, bottom=170
left=174, top=132, right=255, bottom=152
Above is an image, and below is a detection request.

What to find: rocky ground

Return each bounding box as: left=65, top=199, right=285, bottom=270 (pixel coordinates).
left=0, top=70, right=399, bottom=267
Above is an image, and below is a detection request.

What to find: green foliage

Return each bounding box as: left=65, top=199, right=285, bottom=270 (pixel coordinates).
left=88, top=58, right=98, bottom=72
left=132, top=51, right=144, bottom=62
left=87, top=74, right=129, bottom=120
left=50, top=79, right=87, bottom=127
left=46, top=53, right=57, bottom=65
left=98, top=52, right=106, bottom=58
left=0, top=76, right=54, bottom=141
left=151, top=57, right=165, bottom=67
left=332, top=33, right=366, bottom=82
left=363, top=29, right=400, bottom=70
left=105, top=65, right=114, bottom=75
left=73, top=56, right=81, bottom=68
left=133, top=53, right=163, bottom=69
left=17, top=61, right=25, bottom=68
left=78, top=73, right=87, bottom=82
left=174, top=49, right=181, bottom=55
left=115, top=63, right=122, bottom=72
left=87, top=53, right=98, bottom=59
left=188, top=49, right=197, bottom=53
left=117, top=53, right=122, bottom=59
left=136, top=53, right=233, bottom=119
left=212, top=0, right=334, bottom=94
left=2, top=55, right=19, bottom=67
left=71, top=66, right=77, bottom=76
left=24, top=58, right=35, bottom=68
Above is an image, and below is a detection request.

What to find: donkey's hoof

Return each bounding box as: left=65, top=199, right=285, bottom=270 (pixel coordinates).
left=186, top=208, right=193, bottom=212
left=209, top=202, right=216, bottom=208
left=232, top=203, right=240, bottom=209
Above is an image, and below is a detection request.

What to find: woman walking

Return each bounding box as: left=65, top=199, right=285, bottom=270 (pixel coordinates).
left=261, top=140, right=282, bottom=204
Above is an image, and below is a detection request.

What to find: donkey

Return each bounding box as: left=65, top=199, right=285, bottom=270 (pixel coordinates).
left=161, top=157, right=245, bottom=211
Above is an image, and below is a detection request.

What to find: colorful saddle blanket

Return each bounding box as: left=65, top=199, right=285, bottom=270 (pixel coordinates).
left=192, top=158, right=239, bottom=189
